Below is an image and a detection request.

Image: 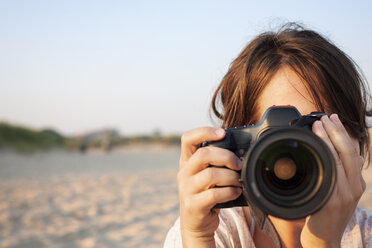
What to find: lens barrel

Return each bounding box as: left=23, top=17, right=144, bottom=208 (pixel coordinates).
left=241, top=127, right=336, bottom=219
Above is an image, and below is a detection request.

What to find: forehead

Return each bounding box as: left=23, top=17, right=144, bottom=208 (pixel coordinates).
left=256, top=67, right=319, bottom=120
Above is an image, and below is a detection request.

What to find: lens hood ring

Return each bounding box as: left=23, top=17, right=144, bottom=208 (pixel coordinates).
left=240, top=127, right=336, bottom=219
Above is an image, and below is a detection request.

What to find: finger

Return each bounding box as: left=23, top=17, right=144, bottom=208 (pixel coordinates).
left=355, top=155, right=366, bottom=195
left=191, top=167, right=241, bottom=193
left=321, top=114, right=361, bottom=183
left=194, top=187, right=242, bottom=214
left=329, top=114, right=360, bottom=154
left=183, top=146, right=242, bottom=176
left=180, top=127, right=225, bottom=167
left=359, top=155, right=365, bottom=169
left=312, top=120, right=342, bottom=167
left=313, top=120, right=347, bottom=189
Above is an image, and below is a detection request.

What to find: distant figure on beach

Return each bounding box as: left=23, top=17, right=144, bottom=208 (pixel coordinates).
left=164, top=23, right=372, bottom=247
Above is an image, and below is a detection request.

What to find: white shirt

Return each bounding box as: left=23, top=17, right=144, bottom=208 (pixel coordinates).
left=164, top=207, right=372, bottom=248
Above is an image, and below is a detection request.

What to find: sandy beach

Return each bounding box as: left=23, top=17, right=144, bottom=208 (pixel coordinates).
left=0, top=168, right=179, bottom=248
left=0, top=149, right=371, bottom=248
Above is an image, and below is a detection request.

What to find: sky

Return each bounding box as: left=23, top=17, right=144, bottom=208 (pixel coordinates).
left=0, top=0, right=371, bottom=136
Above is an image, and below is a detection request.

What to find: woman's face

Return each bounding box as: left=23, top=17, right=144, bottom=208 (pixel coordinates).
left=256, top=66, right=318, bottom=118
left=256, top=66, right=360, bottom=155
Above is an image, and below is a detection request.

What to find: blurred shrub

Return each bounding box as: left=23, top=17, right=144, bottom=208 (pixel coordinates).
left=0, top=122, right=65, bottom=152
left=0, top=122, right=181, bottom=153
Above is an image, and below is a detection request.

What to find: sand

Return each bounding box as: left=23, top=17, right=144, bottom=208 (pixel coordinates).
left=0, top=157, right=371, bottom=248
left=0, top=169, right=179, bottom=248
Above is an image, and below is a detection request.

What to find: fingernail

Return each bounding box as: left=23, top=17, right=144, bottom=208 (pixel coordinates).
left=321, top=115, right=330, bottom=123
left=235, top=187, right=242, bottom=194
left=359, top=156, right=365, bottom=166
left=237, top=159, right=243, bottom=170
left=215, top=128, right=225, bottom=137
left=314, top=120, right=322, bottom=127
left=330, top=114, right=341, bottom=123
left=313, top=121, right=325, bottom=135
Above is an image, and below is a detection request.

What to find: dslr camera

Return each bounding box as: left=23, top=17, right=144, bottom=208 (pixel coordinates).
left=201, top=106, right=336, bottom=219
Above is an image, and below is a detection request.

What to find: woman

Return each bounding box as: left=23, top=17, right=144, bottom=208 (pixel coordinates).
left=164, top=23, right=372, bottom=247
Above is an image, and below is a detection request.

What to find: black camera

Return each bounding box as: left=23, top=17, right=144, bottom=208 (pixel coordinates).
left=201, top=106, right=336, bottom=219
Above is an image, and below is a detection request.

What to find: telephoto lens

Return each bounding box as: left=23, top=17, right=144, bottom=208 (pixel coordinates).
left=241, top=127, right=336, bottom=219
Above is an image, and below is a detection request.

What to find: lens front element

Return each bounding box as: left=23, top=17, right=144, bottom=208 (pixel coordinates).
left=273, top=157, right=297, bottom=180
left=258, top=140, right=321, bottom=206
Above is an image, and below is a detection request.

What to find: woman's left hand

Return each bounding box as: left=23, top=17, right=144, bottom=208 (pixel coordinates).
left=300, top=114, right=366, bottom=248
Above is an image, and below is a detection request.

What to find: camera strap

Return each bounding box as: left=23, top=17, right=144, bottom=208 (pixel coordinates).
left=250, top=203, right=282, bottom=248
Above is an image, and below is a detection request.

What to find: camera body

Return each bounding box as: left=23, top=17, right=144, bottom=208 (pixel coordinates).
left=201, top=106, right=336, bottom=219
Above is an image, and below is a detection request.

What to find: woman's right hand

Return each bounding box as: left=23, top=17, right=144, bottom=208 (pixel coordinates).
left=178, top=127, right=243, bottom=248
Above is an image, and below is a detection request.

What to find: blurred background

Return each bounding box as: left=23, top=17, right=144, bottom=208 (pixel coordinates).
left=0, top=1, right=372, bottom=247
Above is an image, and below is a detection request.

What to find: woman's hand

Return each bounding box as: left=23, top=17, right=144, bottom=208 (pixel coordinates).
left=300, top=114, right=366, bottom=248
left=178, top=127, right=242, bottom=248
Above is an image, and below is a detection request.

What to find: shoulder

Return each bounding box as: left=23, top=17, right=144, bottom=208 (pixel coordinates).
left=163, top=207, right=255, bottom=248
left=163, top=217, right=182, bottom=248
left=342, top=207, right=372, bottom=247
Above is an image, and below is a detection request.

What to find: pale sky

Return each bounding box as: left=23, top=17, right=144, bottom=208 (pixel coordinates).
left=0, top=0, right=371, bottom=136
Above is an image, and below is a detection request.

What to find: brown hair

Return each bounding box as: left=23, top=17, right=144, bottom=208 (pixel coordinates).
left=211, top=23, right=371, bottom=157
